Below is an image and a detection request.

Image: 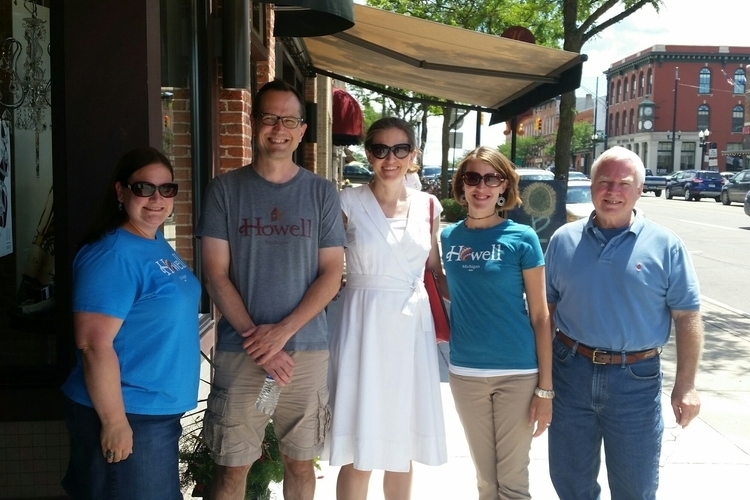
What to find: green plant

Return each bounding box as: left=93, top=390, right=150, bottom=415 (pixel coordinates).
left=180, top=420, right=284, bottom=499
left=440, top=198, right=467, bottom=222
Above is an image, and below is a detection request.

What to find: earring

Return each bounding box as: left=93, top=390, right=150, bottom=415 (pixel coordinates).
left=118, top=202, right=123, bottom=211
left=459, top=194, right=466, bottom=203
left=496, top=194, right=506, bottom=208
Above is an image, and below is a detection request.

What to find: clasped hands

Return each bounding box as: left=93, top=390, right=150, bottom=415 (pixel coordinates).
left=241, top=324, right=295, bottom=386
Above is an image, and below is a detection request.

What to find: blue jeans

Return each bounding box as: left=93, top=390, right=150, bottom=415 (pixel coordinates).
left=548, top=337, right=663, bottom=500
left=62, top=398, right=184, bottom=500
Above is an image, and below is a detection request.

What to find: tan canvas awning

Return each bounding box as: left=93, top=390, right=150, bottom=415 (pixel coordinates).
left=301, top=4, right=585, bottom=122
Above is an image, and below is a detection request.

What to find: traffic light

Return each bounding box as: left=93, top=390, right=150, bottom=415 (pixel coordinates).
left=536, top=117, right=542, bottom=132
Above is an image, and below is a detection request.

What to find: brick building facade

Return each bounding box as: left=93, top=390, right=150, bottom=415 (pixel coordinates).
left=605, top=45, right=750, bottom=174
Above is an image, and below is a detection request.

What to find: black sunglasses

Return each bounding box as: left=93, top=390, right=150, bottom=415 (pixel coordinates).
left=126, top=182, right=179, bottom=198
left=462, top=172, right=505, bottom=187
left=368, top=143, right=413, bottom=159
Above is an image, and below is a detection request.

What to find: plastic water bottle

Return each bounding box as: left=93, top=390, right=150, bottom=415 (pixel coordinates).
left=255, top=375, right=281, bottom=415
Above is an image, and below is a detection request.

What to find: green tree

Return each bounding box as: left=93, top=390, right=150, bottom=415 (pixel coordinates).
left=572, top=121, right=594, bottom=153
left=498, top=135, right=549, bottom=167
left=552, top=0, right=662, bottom=180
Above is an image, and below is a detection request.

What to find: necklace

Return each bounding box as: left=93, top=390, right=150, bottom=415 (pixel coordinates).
left=467, top=211, right=497, bottom=220
left=126, top=220, right=153, bottom=239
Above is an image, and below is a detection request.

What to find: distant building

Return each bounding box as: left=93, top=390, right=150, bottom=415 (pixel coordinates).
left=605, top=45, right=750, bottom=174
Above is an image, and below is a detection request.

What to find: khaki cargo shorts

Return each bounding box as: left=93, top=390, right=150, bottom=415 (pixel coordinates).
left=203, top=350, right=330, bottom=466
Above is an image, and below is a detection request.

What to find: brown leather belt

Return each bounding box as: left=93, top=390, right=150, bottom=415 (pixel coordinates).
left=555, top=330, right=660, bottom=365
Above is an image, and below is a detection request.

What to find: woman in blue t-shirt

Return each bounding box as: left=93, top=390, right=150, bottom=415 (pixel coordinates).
left=441, top=146, right=552, bottom=500
left=61, top=148, right=201, bottom=499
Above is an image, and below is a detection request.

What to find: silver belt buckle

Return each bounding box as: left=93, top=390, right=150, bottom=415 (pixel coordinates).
left=591, top=349, right=606, bottom=364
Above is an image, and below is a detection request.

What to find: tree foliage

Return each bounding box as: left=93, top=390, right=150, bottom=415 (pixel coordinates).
left=571, top=121, right=594, bottom=153
left=552, top=0, right=662, bottom=180
left=498, top=135, right=549, bottom=167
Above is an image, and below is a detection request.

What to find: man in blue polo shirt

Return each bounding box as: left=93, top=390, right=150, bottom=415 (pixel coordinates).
left=545, top=146, right=703, bottom=500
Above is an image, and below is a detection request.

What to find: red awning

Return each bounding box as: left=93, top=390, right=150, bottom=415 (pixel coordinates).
left=332, top=87, right=364, bottom=146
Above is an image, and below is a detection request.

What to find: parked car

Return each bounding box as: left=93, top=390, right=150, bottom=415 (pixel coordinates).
left=343, top=163, right=373, bottom=183
left=720, top=171, right=737, bottom=183
left=665, top=170, right=722, bottom=202
left=515, top=168, right=555, bottom=180
left=745, top=190, right=750, bottom=217
left=567, top=171, right=589, bottom=180
left=643, top=168, right=667, bottom=197
left=422, top=166, right=442, bottom=180
left=566, top=180, right=594, bottom=222
left=720, top=169, right=750, bottom=205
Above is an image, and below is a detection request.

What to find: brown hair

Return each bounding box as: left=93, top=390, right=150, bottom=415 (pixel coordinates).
left=364, top=117, right=417, bottom=151
left=452, top=146, right=521, bottom=210
left=81, top=147, right=173, bottom=247
left=252, top=79, right=306, bottom=120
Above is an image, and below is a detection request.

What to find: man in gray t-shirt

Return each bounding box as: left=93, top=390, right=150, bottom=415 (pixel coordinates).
left=196, top=79, right=346, bottom=500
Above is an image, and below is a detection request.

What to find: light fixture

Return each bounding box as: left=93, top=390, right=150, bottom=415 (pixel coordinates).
left=698, top=129, right=710, bottom=169
left=0, top=0, right=51, bottom=135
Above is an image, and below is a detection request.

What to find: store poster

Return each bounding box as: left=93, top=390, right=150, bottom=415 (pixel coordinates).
left=0, top=119, right=12, bottom=257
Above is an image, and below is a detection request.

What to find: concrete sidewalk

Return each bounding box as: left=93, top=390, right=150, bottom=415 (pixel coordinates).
left=275, top=297, right=750, bottom=499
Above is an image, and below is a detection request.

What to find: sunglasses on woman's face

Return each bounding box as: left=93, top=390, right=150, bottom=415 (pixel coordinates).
left=368, top=143, right=413, bottom=159
left=462, top=172, right=505, bottom=187
left=126, top=181, right=179, bottom=198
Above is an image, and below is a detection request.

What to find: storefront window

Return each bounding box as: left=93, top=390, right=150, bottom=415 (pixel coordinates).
left=0, top=1, right=57, bottom=368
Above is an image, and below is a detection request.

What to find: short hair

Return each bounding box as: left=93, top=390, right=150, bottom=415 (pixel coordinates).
left=452, top=146, right=521, bottom=210
left=81, top=147, right=173, bottom=247
left=591, top=146, right=645, bottom=185
left=252, top=79, right=306, bottom=120
left=364, top=117, right=418, bottom=151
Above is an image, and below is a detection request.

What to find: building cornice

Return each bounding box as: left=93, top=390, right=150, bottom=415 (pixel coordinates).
left=605, top=49, right=750, bottom=77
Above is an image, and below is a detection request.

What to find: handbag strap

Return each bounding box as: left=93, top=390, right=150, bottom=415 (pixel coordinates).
left=426, top=197, right=434, bottom=269
left=429, top=196, right=434, bottom=233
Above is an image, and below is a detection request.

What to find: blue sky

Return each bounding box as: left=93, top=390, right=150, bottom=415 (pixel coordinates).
left=579, top=0, right=747, bottom=98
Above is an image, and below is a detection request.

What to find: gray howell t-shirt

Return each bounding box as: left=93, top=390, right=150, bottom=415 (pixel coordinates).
left=196, top=165, right=346, bottom=352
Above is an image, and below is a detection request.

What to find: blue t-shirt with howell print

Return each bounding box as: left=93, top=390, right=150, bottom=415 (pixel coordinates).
left=196, top=165, right=347, bottom=352
left=441, top=219, right=544, bottom=370
left=62, top=229, right=201, bottom=415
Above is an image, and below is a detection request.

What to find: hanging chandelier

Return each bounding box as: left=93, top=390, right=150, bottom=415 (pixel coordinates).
left=0, top=0, right=51, bottom=133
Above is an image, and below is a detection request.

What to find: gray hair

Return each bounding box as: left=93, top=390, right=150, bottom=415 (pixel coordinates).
left=591, top=146, right=645, bottom=185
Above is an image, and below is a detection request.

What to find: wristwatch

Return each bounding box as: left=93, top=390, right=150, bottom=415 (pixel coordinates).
left=534, top=387, right=555, bottom=399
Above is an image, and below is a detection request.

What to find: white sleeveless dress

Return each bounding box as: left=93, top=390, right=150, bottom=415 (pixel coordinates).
left=327, top=185, right=447, bottom=472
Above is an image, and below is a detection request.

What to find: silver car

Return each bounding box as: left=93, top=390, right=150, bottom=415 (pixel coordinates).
left=720, top=169, right=750, bottom=205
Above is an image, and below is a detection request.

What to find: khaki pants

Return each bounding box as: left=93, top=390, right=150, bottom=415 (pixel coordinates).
left=449, top=372, right=538, bottom=500
left=203, top=350, right=330, bottom=466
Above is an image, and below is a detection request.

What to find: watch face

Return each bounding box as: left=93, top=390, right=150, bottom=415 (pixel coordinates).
left=644, top=107, right=653, bottom=116
left=643, top=119, right=653, bottom=130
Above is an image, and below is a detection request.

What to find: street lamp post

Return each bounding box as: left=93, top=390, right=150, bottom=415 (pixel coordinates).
left=698, top=129, right=710, bottom=169
left=591, top=132, right=605, bottom=174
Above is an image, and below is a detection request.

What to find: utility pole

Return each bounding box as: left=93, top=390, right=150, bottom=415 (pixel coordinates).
left=670, top=67, right=679, bottom=173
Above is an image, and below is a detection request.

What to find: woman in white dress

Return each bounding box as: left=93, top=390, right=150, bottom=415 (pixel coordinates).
left=328, top=117, right=447, bottom=500
left=403, top=163, right=422, bottom=190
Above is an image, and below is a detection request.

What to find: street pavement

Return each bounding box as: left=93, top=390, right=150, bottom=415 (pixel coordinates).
left=267, top=295, right=750, bottom=499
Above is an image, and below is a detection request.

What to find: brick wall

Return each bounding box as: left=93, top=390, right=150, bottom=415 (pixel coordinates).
left=218, top=88, right=253, bottom=175
left=166, top=88, right=195, bottom=268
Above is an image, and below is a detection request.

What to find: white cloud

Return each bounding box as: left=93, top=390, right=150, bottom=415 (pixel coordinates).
left=578, top=0, right=747, bottom=97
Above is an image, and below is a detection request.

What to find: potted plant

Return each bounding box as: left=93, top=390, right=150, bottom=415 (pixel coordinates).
left=180, top=419, right=284, bottom=499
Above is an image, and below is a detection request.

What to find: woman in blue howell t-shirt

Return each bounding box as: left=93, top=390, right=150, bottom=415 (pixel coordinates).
left=441, top=147, right=552, bottom=500
left=61, top=148, right=200, bottom=500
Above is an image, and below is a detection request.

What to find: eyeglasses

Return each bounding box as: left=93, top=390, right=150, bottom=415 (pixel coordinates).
left=368, top=143, right=413, bottom=159
left=126, top=182, right=179, bottom=198
left=462, top=172, right=505, bottom=187
left=258, top=113, right=305, bottom=129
